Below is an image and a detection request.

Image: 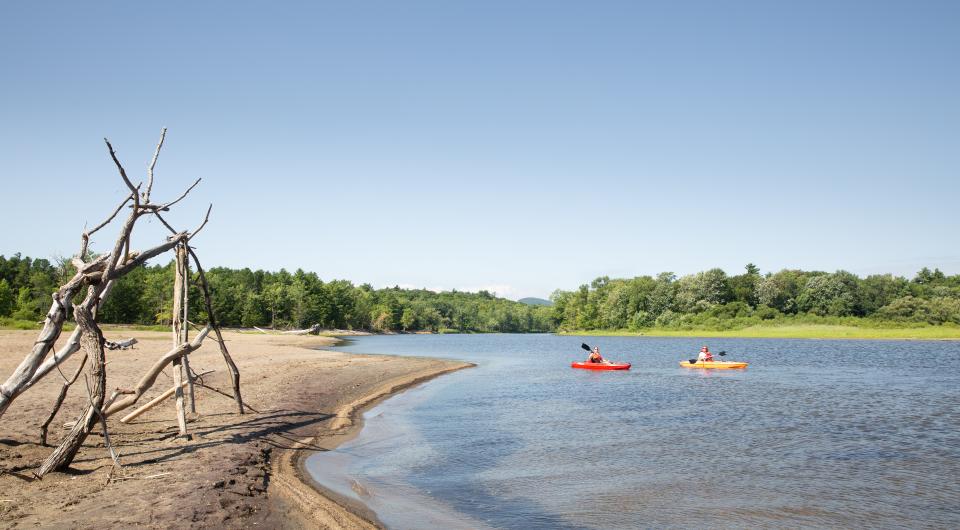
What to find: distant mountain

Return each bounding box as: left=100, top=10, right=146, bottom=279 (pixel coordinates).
left=518, top=297, right=553, bottom=307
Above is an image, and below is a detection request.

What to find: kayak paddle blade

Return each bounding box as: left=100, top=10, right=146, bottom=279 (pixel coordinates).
left=689, top=359, right=698, bottom=364
left=581, top=343, right=591, bottom=351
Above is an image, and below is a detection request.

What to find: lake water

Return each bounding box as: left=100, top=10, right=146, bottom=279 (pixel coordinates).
left=305, top=334, right=960, bottom=529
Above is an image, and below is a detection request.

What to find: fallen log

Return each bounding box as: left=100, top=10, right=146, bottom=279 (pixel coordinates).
left=102, top=326, right=211, bottom=418
left=105, top=338, right=138, bottom=351
left=120, top=369, right=213, bottom=424
left=282, top=323, right=322, bottom=335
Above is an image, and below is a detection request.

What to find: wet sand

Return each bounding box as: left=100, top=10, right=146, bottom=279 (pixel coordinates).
left=0, top=329, right=471, bottom=529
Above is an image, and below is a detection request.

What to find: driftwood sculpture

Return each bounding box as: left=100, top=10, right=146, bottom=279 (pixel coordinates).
left=0, top=129, right=245, bottom=476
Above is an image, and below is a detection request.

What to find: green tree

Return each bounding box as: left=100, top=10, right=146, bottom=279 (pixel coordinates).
left=675, top=268, right=730, bottom=313
left=400, top=308, right=416, bottom=331
left=796, top=272, right=859, bottom=316
left=860, top=274, right=909, bottom=315
left=0, top=279, right=13, bottom=316
left=728, top=263, right=761, bottom=307
left=757, top=269, right=810, bottom=314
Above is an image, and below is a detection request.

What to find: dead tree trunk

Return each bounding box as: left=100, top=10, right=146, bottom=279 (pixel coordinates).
left=171, top=243, right=190, bottom=437
left=36, top=290, right=108, bottom=476
left=180, top=248, right=196, bottom=414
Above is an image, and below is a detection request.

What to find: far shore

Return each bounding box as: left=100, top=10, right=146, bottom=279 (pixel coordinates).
left=4, top=320, right=958, bottom=342
left=0, top=329, right=471, bottom=529
left=560, top=324, right=960, bottom=340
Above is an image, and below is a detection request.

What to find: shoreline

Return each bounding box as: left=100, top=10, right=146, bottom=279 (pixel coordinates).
left=270, top=360, right=474, bottom=528
left=0, top=329, right=471, bottom=529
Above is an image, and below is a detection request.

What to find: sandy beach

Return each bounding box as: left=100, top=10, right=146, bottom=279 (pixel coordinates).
left=0, top=329, right=471, bottom=529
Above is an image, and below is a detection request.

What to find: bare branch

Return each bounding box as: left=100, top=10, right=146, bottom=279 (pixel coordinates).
left=151, top=211, right=177, bottom=234
left=188, top=204, right=213, bottom=241
left=84, top=375, right=122, bottom=469
left=104, top=139, right=140, bottom=197
left=188, top=248, right=244, bottom=414
left=111, top=235, right=186, bottom=278
left=80, top=194, right=134, bottom=259
left=196, top=382, right=258, bottom=413
left=39, top=353, right=88, bottom=446
left=157, top=177, right=201, bottom=211
left=145, top=127, right=167, bottom=202
left=155, top=205, right=212, bottom=242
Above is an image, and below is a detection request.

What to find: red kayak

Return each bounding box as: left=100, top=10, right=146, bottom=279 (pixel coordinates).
left=571, top=361, right=631, bottom=371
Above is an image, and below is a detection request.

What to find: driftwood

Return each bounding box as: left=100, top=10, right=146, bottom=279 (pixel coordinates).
left=2, top=237, right=181, bottom=419
left=39, top=353, right=89, bottom=446
left=39, top=167, right=147, bottom=475
left=195, top=381, right=258, bottom=413
left=102, top=326, right=210, bottom=418
left=37, top=290, right=110, bottom=476
left=190, top=250, right=245, bottom=413
left=171, top=243, right=190, bottom=436
left=284, top=324, right=322, bottom=335
left=0, top=130, right=248, bottom=476
left=0, top=255, right=110, bottom=418
left=152, top=211, right=245, bottom=414
left=105, top=338, right=138, bottom=350
left=254, top=324, right=321, bottom=335
left=119, top=369, right=213, bottom=424
left=85, top=375, right=123, bottom=470
left=121, top=382, right=186, bottom=424
left=22, top=281, right=115, bottom=393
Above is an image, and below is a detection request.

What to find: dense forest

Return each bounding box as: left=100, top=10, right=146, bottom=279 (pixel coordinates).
left=550, top=264, right=960, bottom=331
left=0, top=253, right=553, bottom=333
left=2, top=254, right=959, bottom=333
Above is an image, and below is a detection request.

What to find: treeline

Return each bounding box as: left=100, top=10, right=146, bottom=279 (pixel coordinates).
left=0, top=254, right=553, bottom=333
left=550, top=264, right=960, bottom=331
left=5, top=253, right=959, bottom=334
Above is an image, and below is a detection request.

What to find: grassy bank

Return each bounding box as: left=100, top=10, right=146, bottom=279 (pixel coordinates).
left=560, top=323, right=960, bottom=340
left=0, top=318, right=171, bottom=333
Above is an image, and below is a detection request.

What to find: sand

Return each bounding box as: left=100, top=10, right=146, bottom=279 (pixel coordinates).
left=0, top=329, right=471, bottom=529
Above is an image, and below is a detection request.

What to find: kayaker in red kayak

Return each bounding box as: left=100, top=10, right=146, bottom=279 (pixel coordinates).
left=588, top=346, right=613, bottom=365
left=697, top=346, right=714, bottom=362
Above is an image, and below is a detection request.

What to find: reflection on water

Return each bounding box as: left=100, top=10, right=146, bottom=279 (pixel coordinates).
left=307, top=335, right=960, bottom=529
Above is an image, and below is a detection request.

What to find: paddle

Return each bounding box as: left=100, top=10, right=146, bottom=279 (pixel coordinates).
left=581, top=342, right=616, bottom=365
left=689, top=351, right=727, bottom=364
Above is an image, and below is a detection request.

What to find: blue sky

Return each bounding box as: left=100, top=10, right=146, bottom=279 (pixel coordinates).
left=1, top=1, right=958, bottom=299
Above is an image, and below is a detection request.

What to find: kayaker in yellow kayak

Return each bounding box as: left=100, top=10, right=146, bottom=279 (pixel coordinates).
left=697, top=346, right=714, bottom=362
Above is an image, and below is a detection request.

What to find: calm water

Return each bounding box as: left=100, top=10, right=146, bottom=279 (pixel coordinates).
left=306, top=335, right=960, bottom=529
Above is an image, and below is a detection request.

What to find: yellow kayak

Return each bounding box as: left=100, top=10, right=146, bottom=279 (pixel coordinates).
left=680, top=360, right=748, bottom=369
